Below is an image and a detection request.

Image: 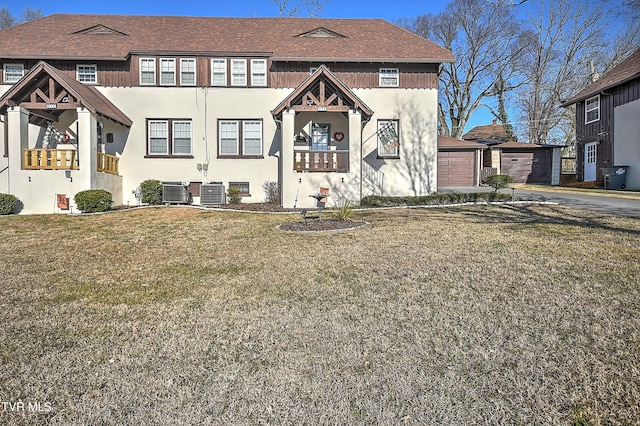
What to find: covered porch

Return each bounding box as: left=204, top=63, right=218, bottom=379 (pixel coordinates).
left=271, top=65, right=373, bottom=207
left=0, top=61, right=132, bottom=213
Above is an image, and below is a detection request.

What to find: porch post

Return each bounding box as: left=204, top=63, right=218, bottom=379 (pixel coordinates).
left=348, top=109, right=362, bottom=200
left=76, top=107, right=98, bottom=189
left=7, top=106, right=29, bottom=175
left=281, top=109, right=296, bottom=208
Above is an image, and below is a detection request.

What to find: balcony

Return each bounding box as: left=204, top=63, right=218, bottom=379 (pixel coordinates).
left=23, top=149, right=79, bottom=170
left=22, top=149, right=119, bottom=175
left=294, top=150, right=349, bottom=172
left=97, top=152, right=119, bottom=175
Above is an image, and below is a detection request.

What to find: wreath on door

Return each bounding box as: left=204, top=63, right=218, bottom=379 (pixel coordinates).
left=333, top=131, right=345, bottom=142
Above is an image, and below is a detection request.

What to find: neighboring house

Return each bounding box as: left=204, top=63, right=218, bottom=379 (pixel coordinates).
left=437, top=136, right=486, bottom=187
left=461, top=119, right=511, bottom=142
left=562, top=47, right=640, bottom=189
left=0, top=15, right=454, bottom=214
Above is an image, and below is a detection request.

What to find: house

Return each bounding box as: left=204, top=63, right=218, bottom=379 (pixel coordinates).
left=0, top=15, right=454, bottom=214
left=561, top=47, right=640, bottom=189
left=437, top=136, right=486, bottom=187
left=463, top=121, right=562, bottom=185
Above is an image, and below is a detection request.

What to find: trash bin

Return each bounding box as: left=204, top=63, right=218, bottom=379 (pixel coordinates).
left=600, top=166, right=629, bottom=190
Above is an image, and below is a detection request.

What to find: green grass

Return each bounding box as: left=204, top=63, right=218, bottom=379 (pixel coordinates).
left=0, top=205, right=639, bottom=424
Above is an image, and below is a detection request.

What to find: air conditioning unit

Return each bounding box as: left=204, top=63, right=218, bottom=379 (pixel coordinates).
left=200, top=183, right=226, bottom=206
left=162, top=183, right=190, bottom=204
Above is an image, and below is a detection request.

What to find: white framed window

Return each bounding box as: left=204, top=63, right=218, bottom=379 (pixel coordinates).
left=172, top=121, right=192, bottom=155
left=218, top=119, right=263, bottom=157
left=377, top=119, right=400, bottom=158
left=160, top=58, right=176, bottom=85
left=147, top=119, right=192, bottom=156
left=219, top=120, right=239, bottom=155
left=250, top=59, right=267, bottom=86
left=231, top=59, right=247, bottom=86
left=148, top=120, right=168, bottom=154
left=379, top=68, right=399, bottom=87
left=585, top=95, right=600, bottom=124
left=76, top=65, right=97, bottom=84
left=3, top=64, right=24, bottom=83
left=140, top=58, right=156, bottom=85
left=211, top=58, right=227, bottom=86
left=180, top=58, right=196, bottom=86
left=243, top=121, right=263, bottom=155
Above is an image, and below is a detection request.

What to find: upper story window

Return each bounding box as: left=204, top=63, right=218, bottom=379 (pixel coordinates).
left=251, top=59, right=267, bottom=86
left=379, top=68, right=399, bottom=87
left=76, top=64, right=97, bottom=84
left=147, top=119, right=192, bottom=157
left=180, top=58, right=196, bottom=86
left=140, top=58, right=156, bottom=85
left=585, top=95, right=600, bottom=124
left=160, top=58, right=176, bottom=85
left=211, top=58, right=227, bottom=86
left=218, top=119, right=263, bottom=157
left=231, top=59, right=247, bottom=86
left=3, top=64, right=24, bottom=84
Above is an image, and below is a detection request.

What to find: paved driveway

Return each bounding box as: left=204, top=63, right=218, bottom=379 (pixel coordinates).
left=441, top=187, right=640, bottom=219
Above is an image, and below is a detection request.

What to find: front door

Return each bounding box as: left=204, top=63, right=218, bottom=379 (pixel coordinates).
left=584, top=142, right=597, bottom=181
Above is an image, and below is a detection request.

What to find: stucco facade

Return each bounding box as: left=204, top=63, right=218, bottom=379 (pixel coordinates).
left=0, top=15, right=452, bottom=214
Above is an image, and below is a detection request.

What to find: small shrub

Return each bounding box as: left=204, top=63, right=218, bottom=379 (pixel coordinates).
left=0, top=193, right=17, bottom=215
left=263, top=181, right=281, bottom=205
left=332, top=198, right=355, bottom=222
left=74, top=189, right=113, bottom=213
left=140, top=179, right=162, bottom=205
left=482, top=174, right=513, bottom=192
left=227, top=187, right=242, bottom=204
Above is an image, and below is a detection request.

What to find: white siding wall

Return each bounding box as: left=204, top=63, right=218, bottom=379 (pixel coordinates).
left=614, top=99, right=640, bottom=190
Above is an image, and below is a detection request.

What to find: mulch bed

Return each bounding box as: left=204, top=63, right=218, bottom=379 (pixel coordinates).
left=278, top=219, right=368, bottom=232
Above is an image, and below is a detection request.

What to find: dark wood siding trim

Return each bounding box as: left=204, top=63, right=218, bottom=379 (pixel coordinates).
left=270, top=62, right=439, bottom=89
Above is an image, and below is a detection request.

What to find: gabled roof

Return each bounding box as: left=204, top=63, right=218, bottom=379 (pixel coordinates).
left=437, top=136, right=487, bottom=150
left=462, top=120, right=511, bottom=141
left=0, top=61, right=132, bottom=127
left=562, top=47, right=640, bottom=106
left=272, top=65, right=373, bottom=120
left=0, top=15, right=455, bottom=63
left=477, top=139, right=555, bottom=149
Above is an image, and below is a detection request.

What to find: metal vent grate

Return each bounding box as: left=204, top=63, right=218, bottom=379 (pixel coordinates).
left=200, top=184, right=225, bottom=206
left=162, top=184, right=190, bottom=204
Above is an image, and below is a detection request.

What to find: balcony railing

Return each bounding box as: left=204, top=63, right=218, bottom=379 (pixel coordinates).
left=294, top=150, right=349, bottom=172
left=22, top=149, right=119, bottom=175
left=23, top=149, right=79, bottom=170
left=97, top=152, right=119, bottom=175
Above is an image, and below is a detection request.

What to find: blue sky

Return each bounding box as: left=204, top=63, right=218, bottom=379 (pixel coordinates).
left=2, top=0, right=446, bottom=20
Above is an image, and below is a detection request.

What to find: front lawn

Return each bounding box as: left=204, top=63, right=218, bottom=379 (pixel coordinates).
left=1, top=205, right=638, bottom=424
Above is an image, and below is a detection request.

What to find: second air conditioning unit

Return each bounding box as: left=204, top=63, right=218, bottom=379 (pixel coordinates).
left=200, top=183, right=226, bottom=206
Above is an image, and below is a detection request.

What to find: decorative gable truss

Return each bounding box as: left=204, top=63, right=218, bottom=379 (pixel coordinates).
left=272, top=65, right=373, bottom=120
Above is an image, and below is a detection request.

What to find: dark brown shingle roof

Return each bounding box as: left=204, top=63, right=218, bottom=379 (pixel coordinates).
left=462, top=120, right=511, bottom=141
left=562, top=47, right=640, bottom=106
left=437, top=136, right=487, bottom=150
left=0, top=15, right=455, bottom=63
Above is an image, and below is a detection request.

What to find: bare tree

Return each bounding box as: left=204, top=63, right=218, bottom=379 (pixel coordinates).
left=272, top=0, right=327, bottom=17
left=516, top=0, right=610, bottom=145
left=406, top=0, right=524, bottom=138
left=20, top=7, right=43, bottom=22
left=0, top=7, right=17, bottom=29
left=0, top=6, right=44, bottom=29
